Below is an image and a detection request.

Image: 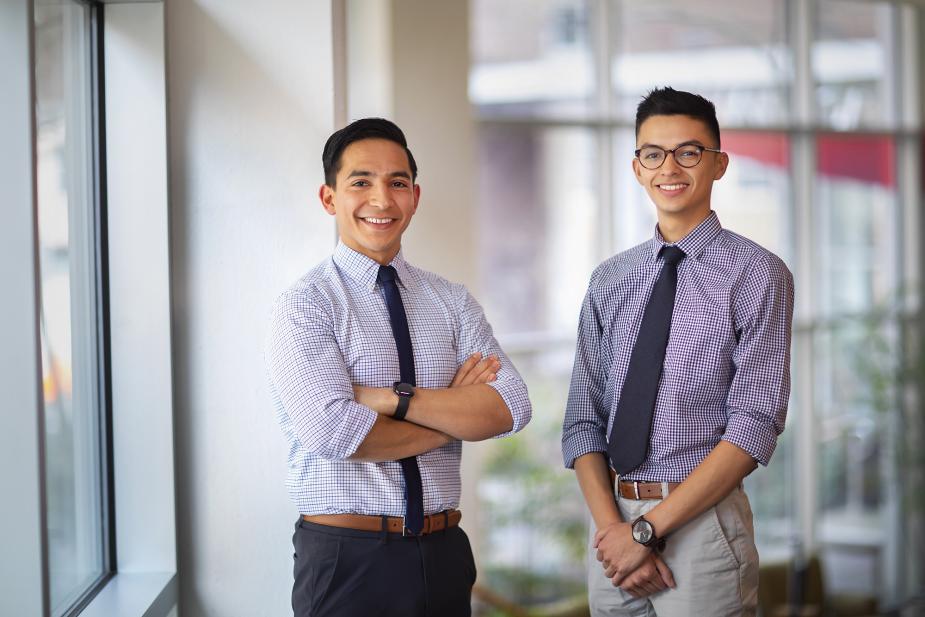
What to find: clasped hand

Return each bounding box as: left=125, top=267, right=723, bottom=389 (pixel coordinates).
left=594, top=522, right=676, bottom=598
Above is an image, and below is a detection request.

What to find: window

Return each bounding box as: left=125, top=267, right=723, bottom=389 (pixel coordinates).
left=471, top=0, right=920, bottom=610
left=34, top=1, right=112, bottom=614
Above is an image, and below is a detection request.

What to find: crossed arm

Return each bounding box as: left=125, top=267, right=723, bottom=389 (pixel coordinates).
left=350, top=353, right=511, bottom=462
left=268, top=285, right=529, bottom=464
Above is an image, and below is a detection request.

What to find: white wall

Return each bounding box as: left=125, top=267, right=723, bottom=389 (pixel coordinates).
left=164, top=1, right=336, bottom=615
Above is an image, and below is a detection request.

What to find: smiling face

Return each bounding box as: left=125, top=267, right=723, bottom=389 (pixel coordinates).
left=320, top=138, right=420, bottom=265
left=633, top=114, right=728, bottom=240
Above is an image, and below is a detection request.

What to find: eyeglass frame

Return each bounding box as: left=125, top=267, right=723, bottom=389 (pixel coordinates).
left=633, top=142, right=724, bottom=170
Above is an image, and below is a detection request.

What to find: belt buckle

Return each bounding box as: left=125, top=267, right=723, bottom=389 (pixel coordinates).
left=402, top=516, right=423, bottom=537
left=633, top=481, right=641, bottom=500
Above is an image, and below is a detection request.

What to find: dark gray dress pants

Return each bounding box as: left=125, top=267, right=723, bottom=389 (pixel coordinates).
left=292, top=518, right=477, bottom=617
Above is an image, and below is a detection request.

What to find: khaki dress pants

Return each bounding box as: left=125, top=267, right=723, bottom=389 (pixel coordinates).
left=588, top=486, right=759, bottom=617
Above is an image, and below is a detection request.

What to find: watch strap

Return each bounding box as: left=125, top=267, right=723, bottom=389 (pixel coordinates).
left=392, top=381, right=414, bottom=421
left=394, top=392, right=411, bottom=420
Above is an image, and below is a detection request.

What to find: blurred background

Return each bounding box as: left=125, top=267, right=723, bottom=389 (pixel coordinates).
left=462, top=2, right=924, bottom=615
left=5, top=0, right=924, bottom=616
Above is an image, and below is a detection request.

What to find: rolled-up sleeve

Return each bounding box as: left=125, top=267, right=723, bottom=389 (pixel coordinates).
left=265, top=290, right=378, bottom=460
left=455, top=287, right=531, bottom=437
left=561, top=276, right=610, bottom=469
left=723, top=254, right=795, bottom=466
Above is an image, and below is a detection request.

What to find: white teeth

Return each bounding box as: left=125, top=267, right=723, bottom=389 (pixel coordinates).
left=364, top=217, right=392, bottom=224
left=659, top=184, right=688, bottom=190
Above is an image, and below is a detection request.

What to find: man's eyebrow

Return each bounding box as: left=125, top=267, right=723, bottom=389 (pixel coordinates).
left=345, top=170, right=411, bottom=179
left=638, top=139, right=707, bottom=149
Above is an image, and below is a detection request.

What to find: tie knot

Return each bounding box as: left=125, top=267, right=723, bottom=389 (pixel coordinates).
left=659, top=245, right=686, bottom=266
left=378, top=265, right=398, bottom=284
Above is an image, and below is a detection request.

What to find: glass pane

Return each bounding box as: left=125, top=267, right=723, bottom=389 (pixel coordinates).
left=474, top=125, right=598, bottom=608
left=813, top=134, right=899, bottom=600
left=476, top=345, right=587, bottom=610
left=35, top=2, right=105, bottom=614
left=814, top=1, right=897, bottom=130
left=814, top=134, right=896, bottom=317
left=469, top=0, right=595, bottom=119
left=476, top=125, right=599, bottom=335
left=613, top=0, right=791, bottom=126
left=713, top=131, right=793, bottom=264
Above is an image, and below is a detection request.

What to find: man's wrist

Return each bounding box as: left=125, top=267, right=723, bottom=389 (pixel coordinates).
left=392, top=382, right=415, bottom=420
left=631, top=515, right=660, bottom=549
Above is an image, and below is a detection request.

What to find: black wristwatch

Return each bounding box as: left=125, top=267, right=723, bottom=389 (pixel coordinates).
left=631, top=516, right=660, bottom=549
left=392, top=382, right=415, bottom=420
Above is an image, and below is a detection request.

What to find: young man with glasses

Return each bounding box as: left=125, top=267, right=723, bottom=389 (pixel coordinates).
left=562, top=87, right=794, bottom=615
left=266, top=118, right=532, bottom=616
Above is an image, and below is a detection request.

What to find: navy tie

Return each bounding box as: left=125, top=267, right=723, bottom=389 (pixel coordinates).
left=377, top=265, right=425, bottom=534
left=608, top=245, right=686, bottom=475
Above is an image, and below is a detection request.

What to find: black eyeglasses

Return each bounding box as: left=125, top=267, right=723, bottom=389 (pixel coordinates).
left=634, top=144, right=722, bottom=170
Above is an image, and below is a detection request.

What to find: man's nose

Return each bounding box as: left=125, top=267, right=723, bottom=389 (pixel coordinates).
left=368, top=183, right=390, bottom=207
left=660, top=152, right=682, bottom=174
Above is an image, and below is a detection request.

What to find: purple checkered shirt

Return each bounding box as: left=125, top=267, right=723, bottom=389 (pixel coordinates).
left=561, top=212, right=794, bottom=481
left=267, top=243, right=531, bottom=516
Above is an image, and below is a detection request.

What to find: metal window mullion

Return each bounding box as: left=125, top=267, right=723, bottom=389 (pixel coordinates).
left=789, top=0, right=817, bottom=559
left=594, top=0, right=615, bottom=261
left=89, top=0, right=116, bottom=585
left=879, top=4, right=914, bottom=608
left=893, top=3, right=923, bottom=596
left=62, top=0, right=102, bottom=588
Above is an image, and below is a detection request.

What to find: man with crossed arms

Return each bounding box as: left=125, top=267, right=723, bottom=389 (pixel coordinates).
left=267, top=118, right=531, bottom=617
left=562, top=87, right=794, bottom=615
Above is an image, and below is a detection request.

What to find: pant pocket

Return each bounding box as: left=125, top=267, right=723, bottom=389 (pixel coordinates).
left=455, top=527, right=477, bottom=586
left=709, top=503, right=743, bottom=570
left=293, top=527, right=341, bottom=616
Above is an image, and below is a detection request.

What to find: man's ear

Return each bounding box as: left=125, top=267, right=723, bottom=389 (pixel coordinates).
left=632, top=158, right=645, bottom=185
left=412, top=184, right=421, bottom=214
left=319, top=184, right=336, bottom=215
left=713, top=152, right=729, bottom=181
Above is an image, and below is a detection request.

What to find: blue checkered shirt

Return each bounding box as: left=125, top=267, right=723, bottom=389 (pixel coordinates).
left=562, top=212, right=794, bottom=480
left=267, top=242, right=531, bottom=516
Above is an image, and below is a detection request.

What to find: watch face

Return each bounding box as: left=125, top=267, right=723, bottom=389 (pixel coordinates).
left=633, top=519, right=653, bottom=544
left=394, top=382, right=414, bottom=397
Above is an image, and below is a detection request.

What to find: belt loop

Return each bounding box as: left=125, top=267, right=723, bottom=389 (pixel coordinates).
left=442, top=510, right=449, bottom=533
left=661, top=482, right=669, bottom=499
left=633, top=481, right=640, bottom=500
left=379, top=515, right=389, bottom=545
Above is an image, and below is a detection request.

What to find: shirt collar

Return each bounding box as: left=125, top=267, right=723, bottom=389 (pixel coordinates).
left=332, top=242, right=416, bottom=291
left=650, top=211, right=723, bottom=262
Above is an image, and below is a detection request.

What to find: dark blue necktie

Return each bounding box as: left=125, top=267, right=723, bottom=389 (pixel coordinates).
left=608, top=245, right=686, bottom=475
left=377, top=265, right=424, bottom=534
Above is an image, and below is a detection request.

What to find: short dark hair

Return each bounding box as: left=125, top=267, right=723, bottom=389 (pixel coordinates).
left=322, top=117, right=418, bottom=186
left=635, top=87, right=721, bottom=147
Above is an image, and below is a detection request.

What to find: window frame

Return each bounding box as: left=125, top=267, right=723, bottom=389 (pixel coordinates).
left=0, top=1, right=177, bottom=616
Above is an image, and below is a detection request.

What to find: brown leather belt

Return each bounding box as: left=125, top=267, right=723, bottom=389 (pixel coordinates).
left=617, top=480, right=680, bottom=500
left=609, top=468, right=679, bottom=500
left=302, top=509, right=461, bottom=536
